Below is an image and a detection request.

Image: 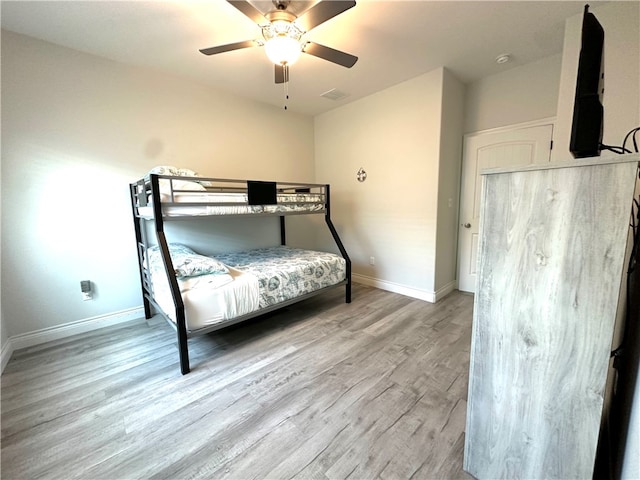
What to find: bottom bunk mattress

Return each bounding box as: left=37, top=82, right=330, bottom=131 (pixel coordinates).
left=149, top=245, right=346, bottom=331
left=215, top=246, right=347, bottom=308
left=151, top=267, right=260, bottom=331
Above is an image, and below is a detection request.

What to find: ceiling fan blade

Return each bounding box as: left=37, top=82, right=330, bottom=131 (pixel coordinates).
left=303, top=42, right=358, bottom=68
left=227, top=0, right=266, bottom=24
left=199, top=40, right=257, bottom=56
left=296, top=0, right=356, bottom=32
left=275, top=64, right=285, bottom=84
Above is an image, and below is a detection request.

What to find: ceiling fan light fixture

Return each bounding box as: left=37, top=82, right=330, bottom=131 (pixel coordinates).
left=262, top=20, right=303, bottom=65
left=265, top=35, right=302, bottom=65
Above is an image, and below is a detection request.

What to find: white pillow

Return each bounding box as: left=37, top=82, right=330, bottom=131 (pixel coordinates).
left=147, top=243, right=229, bottom=278
left=149, top=165, right=214, bottom=188
left=162, top=179, right=206, bottom=192
left=149, top=165, right=199, bottom=178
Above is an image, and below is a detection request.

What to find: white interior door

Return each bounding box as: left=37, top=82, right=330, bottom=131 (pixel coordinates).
left=457, top=123, right=554, bottom=293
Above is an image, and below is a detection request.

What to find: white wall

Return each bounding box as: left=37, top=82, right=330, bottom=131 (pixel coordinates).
left=314, top=67, right=463, bottom=301
left=553, top=2, right=640, bottom=162
left=464, top=54, right=562, bottom=134
left=1, top=31, right=315, bottom=343
left=434, top=68, right=465, bottom=292
left=0, top=31, right=5, bottom=367
left=0, top=148, right=4, bottom=363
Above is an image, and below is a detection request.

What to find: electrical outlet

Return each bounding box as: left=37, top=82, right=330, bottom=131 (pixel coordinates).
left=80, top=280, right=92, bottom=301
left=369, top=256, right=375, bottom=266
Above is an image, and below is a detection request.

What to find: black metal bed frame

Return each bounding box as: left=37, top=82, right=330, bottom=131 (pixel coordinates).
left=129, top=174, right=351, bottom=374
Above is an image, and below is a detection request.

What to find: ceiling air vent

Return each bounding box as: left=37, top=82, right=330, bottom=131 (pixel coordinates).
left=320, top=88, right=349, bottom=101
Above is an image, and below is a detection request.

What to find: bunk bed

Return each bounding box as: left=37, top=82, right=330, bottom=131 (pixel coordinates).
left=129, top=170, right=351, bottom=374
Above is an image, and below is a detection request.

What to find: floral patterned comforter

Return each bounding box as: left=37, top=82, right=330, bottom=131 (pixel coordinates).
left=214, top=246, right=346, bottom=308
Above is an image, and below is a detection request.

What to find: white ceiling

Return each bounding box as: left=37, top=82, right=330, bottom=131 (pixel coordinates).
left=1, top=0, right=600, bottom=116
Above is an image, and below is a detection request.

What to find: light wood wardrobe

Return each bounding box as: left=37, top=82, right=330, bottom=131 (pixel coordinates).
left=464, top=154, right=640, bottom=479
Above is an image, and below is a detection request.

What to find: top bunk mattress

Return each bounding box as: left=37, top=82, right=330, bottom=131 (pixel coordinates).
left=135, top=176, right=326, bottom=218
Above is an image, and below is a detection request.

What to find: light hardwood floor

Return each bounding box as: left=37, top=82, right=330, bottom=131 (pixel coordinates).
left=1, top=284, right=475, bottom=479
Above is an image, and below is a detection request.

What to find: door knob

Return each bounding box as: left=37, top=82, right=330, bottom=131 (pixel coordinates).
left=463, top=223, right=471, bottom=228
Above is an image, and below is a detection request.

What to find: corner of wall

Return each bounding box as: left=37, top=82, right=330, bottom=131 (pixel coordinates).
left=1, top=338, right=14, bottom=374
left=434, top=69, right=466, bottom=292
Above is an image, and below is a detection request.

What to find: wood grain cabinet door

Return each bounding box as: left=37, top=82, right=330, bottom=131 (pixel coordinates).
left=464, top=156, right=639, bottom=480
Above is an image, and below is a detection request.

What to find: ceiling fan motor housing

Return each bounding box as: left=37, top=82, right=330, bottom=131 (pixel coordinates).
left=265, top=9, right=297, bottom=26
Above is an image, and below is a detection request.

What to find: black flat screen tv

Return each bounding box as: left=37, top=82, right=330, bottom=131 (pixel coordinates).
left=570, top=4, right=605, bottom=159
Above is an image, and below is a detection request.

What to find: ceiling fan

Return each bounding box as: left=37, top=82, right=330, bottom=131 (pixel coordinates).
left=200, top=0, right=358, bottom=84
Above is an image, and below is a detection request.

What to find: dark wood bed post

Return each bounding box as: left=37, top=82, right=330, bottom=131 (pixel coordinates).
left=324, top=184, right=351, bottom=303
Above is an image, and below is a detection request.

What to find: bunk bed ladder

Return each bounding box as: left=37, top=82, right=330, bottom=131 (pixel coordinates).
left=130, top=180, right=153, bottom=320
left=324, top=184, right=352, bottom=303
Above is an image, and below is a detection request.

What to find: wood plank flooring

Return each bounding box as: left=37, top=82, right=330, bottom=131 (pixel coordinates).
left=1, top=284, right=475, bottom=479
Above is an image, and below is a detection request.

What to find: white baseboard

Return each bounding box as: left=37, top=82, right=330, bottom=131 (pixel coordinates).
left=434, top=280, right=457, bottom=302
left=352, top=274, right=458, bottom=303
left=1, top=339, right=14, bottom=374
left=353, top=273, right=434, bottom=301
left=1, top=306, right=145, bottom=374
